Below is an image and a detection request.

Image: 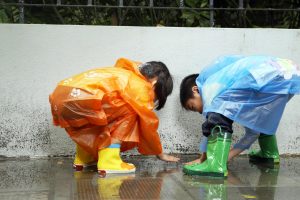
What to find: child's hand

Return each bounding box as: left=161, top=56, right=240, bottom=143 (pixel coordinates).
left=184, top=153, right=207, bottom=165
left=157, top=153, right=180, bottom=162
left=184, top=158, right=201, bottom=165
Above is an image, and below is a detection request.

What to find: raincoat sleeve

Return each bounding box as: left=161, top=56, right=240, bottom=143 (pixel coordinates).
left=114, top=58, right=163, bottom=155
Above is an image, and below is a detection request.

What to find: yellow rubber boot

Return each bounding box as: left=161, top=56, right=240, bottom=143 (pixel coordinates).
left=73, top=145, right=97, bottom=171
left=97, top=144, right=136, bottom=174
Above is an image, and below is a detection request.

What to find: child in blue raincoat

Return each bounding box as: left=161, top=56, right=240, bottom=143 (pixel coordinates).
left=180, top=55, right=300, bottom=177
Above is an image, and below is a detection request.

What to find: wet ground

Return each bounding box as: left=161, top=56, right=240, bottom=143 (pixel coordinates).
left=0, top=155, right=300, bottom=200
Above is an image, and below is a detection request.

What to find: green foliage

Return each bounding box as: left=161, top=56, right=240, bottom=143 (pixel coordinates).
left=181, top=0, right=209, bottom=27
left=0, top=0, right=299, bottom=28
left=0, top=9, right=9, bottom=23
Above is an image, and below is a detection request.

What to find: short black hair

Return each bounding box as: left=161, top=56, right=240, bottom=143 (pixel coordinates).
left=180, top=74, right=199, bottom=109
left=140, top=61, right=173, bottom=110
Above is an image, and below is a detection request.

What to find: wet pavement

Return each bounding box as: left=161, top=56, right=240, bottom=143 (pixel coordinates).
left=0, top=155, right=300, bottom=200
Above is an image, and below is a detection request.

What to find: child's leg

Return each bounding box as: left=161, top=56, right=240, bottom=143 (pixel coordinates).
left=97, top=113, right=138, bottom=175
left=97, top=143, right=136, bottom=174
left=97, top=136, right=136, bottom=175
left=74, top=144, right=97, bottom=171
left=248, top=94, right=292, bottom=164
left=228, top=148, right=244, bottom=162
left=228, top=127, right=260, bottom=161
left=249, top=134, right=280, bottom=164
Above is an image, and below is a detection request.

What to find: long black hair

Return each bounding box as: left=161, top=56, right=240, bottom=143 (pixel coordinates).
left=140, top=61, right=173, bottom=110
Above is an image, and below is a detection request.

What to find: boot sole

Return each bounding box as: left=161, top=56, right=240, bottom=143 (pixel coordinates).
left=183, top=168, right=227, bottom=178
left=73, top=163, right=97, bottom=171
left=249, top=156, right=280, bottom=164
left=98, top=168, right=136, bottom=174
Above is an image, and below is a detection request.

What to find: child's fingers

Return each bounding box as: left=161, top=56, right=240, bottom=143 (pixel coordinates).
left=158, top=154, right=180, bottom=162
left=184, top=158, right=201, bottom=165
left=173, top=156, right=180, bottom=162
left=167, top=155, right=180, bottom=162
left=168, top=156, right=180, bottom=162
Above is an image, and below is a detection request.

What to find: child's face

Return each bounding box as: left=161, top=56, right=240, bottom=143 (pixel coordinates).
left=185, top=86, right=203, bottom=113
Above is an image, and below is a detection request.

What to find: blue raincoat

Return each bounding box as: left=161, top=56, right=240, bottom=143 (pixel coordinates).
left=196, top=55, right=300, bottom=135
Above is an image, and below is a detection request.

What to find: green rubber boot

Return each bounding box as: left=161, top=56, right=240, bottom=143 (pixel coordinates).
left=249, top=134, right=280, bottom=164
left=183, top=126, right=232, bottom=178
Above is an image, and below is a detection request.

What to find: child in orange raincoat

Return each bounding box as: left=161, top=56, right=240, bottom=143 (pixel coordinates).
left=49, top=58, right=179, bottom=175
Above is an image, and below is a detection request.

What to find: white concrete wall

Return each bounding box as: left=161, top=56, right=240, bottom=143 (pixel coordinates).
left=0, top=24, right=300, bottom=157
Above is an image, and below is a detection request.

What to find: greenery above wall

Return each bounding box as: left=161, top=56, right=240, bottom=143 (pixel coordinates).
left=0, top=0, right=300, bottom=28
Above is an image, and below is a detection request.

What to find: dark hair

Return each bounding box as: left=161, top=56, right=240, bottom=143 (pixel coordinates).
left=180, top=74, right=199, bottom=109
left=140, top=61, right=173, bottom=110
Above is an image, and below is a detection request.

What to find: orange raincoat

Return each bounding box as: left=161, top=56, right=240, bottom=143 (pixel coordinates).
left=49, top=58, right=162, bottom=159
